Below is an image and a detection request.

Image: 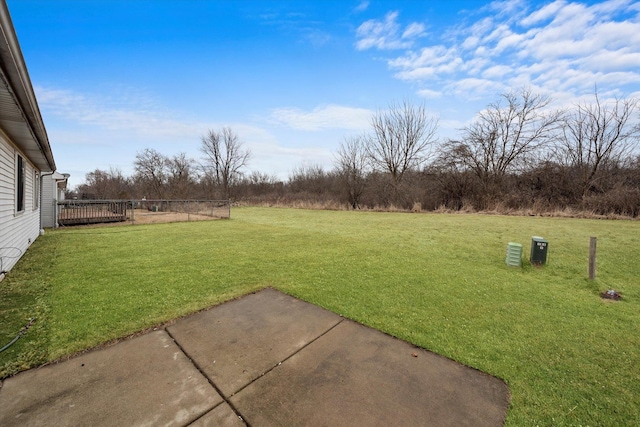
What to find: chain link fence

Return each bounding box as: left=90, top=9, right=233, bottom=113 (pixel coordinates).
left=56, top=199, right=230, bottom=227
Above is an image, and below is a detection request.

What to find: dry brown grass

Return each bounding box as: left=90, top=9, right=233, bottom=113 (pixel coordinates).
left=236, top=199, right=347, bottom=211
left=131, top=209, right=220, bottom=224
left=57, top=208, right=228, bottom=229
left=238, top=199, right=639, bottom=220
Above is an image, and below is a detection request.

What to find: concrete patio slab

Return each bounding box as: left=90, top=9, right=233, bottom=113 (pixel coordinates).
left=230, top=318, right=510, bottom=426
left=0, top=330, right=221, bottom=427
left=0, top=288, right=510, bottom=426
left=167, top=288, right=342, bottom=397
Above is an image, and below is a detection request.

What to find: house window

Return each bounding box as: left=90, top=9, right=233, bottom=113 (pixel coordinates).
left=17, top=154, right=25, bottom=212
left=34, top=171, right=40, bottom=209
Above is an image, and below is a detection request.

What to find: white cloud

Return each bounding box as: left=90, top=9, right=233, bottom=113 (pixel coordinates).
left=390, top=45, right=464, bottom=81
left=582, top=49, right=640, bottom=71
left=389, top=45, right=449, bottom=69
left=270, top=104, right=372, bottom=131
left=360, top=0, right=640, bottom=102
left=520, top=0, right=565, bottom=26
left=355, top=11, right=426, bottom=50
left=417, top=88, right=442, bottom=99
left=493, top=31, right=524, bottom=54
left=461, top=36, right=479, bottom=50
left=466, top=17, right=495, bottom=43
left=483, top=24, right=514, bottom=44
left=448, top=78, right=506, bottom=99
left=484, top=0, right=531, bottom=22
left=35, top=86, right=202, bottom=140
left=591, top=0, right=636, bottom=15
left=36, top=85, right=334, bottom=185
left=482, top=65, right=512, bottom=79
left=402, top=22, right=426, bottom=39
left=464, top=57, right=491, bottom=76
left=394, top=67, right=437, bottom=81
left=354, top=1, right=369, bottom=13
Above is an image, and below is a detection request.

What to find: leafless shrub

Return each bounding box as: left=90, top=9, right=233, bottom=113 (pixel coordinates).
left=334, top=135, right=369, bottom=209
left=582, top=185, right=640, bottom=217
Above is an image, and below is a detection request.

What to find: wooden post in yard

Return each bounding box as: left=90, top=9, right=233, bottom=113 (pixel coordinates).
left=589, top=237, right=597, bottom=280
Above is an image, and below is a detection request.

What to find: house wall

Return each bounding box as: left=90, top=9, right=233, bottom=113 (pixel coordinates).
left=41, top=172, right=67, bottom=228
left=0, top=132, right=40, bottom=274
left=41, top=173, right=56, bottom=228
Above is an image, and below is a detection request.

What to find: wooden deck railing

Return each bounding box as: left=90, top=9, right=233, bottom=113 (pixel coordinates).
left=57, top=200, right=129, bottom=226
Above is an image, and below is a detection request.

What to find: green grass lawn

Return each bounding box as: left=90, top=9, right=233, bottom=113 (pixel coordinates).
left=1, top=207, right=639, bottom=425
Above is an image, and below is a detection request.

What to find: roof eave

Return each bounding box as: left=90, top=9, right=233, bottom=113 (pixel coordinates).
left=0, top=0, right=55, bottom=172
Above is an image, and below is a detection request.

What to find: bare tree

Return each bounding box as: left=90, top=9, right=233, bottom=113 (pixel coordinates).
left=166, top=152, right=196, bottom=199
left=134, top=148, right=168, bottom=199
left=556, top=92, right=640, bottom=196
left=77, top=167, right=130, bottom=199
left=334, top=135, right=369, bottom=209
left=366, top=101, right=438, bottom=191
left=449, top=88, right=563, bottom=197
left=200, top=127, right=251, bottom=199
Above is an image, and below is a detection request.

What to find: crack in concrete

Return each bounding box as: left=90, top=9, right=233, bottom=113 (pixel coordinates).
left=165, top=328, right=249, bottom=427
left=168, top=318, right=345, bottom=427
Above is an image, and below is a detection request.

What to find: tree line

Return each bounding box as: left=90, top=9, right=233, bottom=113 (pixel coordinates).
left=73, top=88, right=640, bottom=217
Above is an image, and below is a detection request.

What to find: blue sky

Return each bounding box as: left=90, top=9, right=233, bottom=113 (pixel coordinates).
left=7, top=0, right=640, bottom=188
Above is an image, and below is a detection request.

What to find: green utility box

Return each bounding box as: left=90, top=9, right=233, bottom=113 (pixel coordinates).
left=530, top=236, right=548, bottom=265
left=506, top=242, right=523, bottom=267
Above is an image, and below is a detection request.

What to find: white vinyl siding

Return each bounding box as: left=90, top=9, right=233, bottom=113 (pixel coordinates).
left=0, top=134, right=40, bottom=274
left=41, top=173, right=62, bottom=228
left=41, top=172, right=68, bottom=228
left=41, top=173, right=55, bottom=228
